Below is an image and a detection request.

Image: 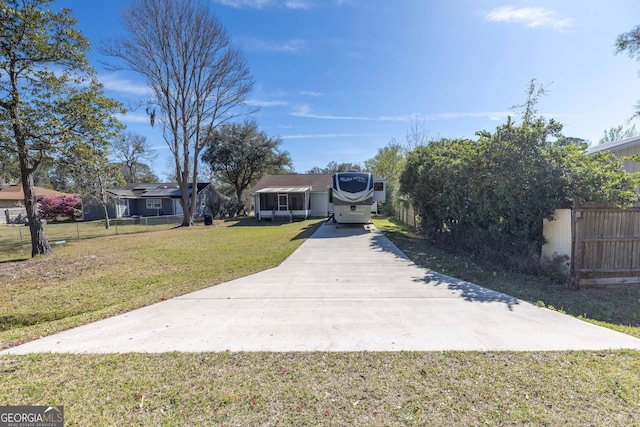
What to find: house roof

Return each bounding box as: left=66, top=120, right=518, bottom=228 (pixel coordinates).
left=106, top=182, right=211, bottom=199
left=586, top=135, right=640, bottom=154
left=252, top=174, right=332, bottom=193
left=0, top=184, right=73, bottom=201
left=255, top=187, right=310, bottom=193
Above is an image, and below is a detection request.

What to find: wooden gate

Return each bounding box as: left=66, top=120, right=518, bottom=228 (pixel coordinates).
left=572, top=204, right=640, bottom=287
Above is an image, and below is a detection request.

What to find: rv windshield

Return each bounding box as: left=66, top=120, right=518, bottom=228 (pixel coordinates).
left=336, top=173, right=371, bottom=193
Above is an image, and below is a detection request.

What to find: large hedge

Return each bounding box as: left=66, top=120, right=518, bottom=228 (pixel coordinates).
left=399, top=114, right=639, bottom=259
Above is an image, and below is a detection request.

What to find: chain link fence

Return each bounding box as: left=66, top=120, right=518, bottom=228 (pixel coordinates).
left=0, top=215, right=185, bottom=253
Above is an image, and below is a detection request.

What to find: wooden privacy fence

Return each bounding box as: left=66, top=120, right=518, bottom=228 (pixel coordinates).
left=573, top=204, right=640, bottom=287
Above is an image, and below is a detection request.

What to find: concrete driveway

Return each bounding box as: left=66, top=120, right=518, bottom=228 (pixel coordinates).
left=3, top=222, right=640, bottom=354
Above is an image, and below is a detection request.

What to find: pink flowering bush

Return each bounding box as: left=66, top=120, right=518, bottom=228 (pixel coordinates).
left=39, top=195, right=82, bottom=221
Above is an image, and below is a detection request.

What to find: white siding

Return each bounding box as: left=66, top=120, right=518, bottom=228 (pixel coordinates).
left=309, top=192, right=329, bottom=217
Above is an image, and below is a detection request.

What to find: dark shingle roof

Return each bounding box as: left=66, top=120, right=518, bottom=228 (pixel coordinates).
left=106, top=183, right=210, bottom=199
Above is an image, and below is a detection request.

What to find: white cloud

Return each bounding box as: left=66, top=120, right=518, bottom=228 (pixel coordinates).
left=291, top=105, right=411, bottom=121
left=100, top=75, right=153, bottom=96
left=290, top=106, right=516, bottom=123
left=300, top=91, right=323, bottom=97
left=426, top=112, right=510, bottom=121
left=486, top=6, right=576, bottom=32
left=282, top=133, right=378, bottom=140
left=117, top=111, right=154, bottom=124
left=213, top=0, right=271, bottom=8
left=213, top=0, right=313, bottom=10
left=246, top=99, right=289, bottom=107
left=244, top=38, right=307, bottom=54
left=284, top=0, right=313, bottom=10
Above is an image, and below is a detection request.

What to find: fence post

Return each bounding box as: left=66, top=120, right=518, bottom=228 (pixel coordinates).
left=145, top=217, right=148, bottom=231
left=76, top=222, right=80, bottom=241
left=19, top=227, right=23, bottom=248
left=115, top=220, right=118, bottom=236
left=571, top=209, right=583, bottom=289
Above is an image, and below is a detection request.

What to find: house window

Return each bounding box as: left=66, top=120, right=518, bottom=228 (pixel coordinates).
left=146, top=199, right=162, bottom=209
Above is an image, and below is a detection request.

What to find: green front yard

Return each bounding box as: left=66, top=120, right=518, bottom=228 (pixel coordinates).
left=1, top=216, right=639, bottom=425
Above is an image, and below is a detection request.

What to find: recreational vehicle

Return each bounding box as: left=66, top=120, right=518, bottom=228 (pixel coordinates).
left=329, top=171, right=385, bottom=224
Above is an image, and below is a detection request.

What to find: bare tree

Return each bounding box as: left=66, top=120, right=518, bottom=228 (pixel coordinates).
left=103, top=0, right=254, bottom=226
left=111, top=131, right=156, bottom=183
left=405, top=115, right=432, bottom=151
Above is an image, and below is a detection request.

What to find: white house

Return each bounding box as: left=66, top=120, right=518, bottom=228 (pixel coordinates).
left=251, top=174, right=332, bottom=221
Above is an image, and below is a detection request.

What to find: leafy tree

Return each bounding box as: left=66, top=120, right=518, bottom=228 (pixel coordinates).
left=111, top=132, right=157, bottom=183
left=103, top=0, right=255, bottom=226
left=60, top=137, right=125, bottom=229
left=202, top=120, right=292, bottom=202
left=0, top=0, right=123, bottom=256
left=400, top=137, right=479, bottom=236
left=0, top=150, right=19, bottom=185
left=599, top=124, right=639, bottom=144
left=306, top=161, right=362, bottom=174
left=616, top=25, right=640, bottom=117
left=400, top=80, right=638, bottom=264
left=364, top=139, right=405, bottom=214
left=616, top=25, right=640, bottom=59
left=549, top=143, right=638, bottom=207
left=119, top=162, right=158, bottom=184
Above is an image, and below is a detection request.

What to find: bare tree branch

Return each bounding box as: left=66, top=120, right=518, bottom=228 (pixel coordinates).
left=103, top=0, right=255, bottom=225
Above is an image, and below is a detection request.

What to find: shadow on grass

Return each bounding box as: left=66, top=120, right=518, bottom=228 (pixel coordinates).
left=0, top=257, right=29, bottom=264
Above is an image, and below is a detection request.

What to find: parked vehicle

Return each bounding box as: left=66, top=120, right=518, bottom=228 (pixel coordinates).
left=329, top=171, right=385, bottom=224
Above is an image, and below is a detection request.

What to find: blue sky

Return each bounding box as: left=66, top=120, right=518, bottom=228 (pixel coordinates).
left=56, top=0, right=640, bottom=179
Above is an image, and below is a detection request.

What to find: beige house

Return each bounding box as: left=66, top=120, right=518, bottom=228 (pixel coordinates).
left=251, top=174, right=332, bottom=221
left=587, top=135, right=640, bottom=174
left=0, top=184, right=74, bottom=224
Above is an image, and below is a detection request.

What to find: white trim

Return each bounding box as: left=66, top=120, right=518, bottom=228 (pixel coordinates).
left=586, top=135, right=640, bottom=154
left=146, top=198, right=162, bottom=209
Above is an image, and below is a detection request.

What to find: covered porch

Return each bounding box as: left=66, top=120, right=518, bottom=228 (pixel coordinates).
left=254, top=187, right=311, bottom=222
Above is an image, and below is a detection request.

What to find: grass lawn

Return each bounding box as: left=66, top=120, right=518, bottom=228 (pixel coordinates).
left=1, top=216, right=640, bottom=425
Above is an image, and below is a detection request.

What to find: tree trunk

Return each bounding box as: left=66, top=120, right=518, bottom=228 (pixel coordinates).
left=101, top=200, right=111, bottom=230
left=14, top=98, right=51, bottom=257
left=179, top=168, right=191, bottom=227
left=20, top=168, right=51, bottom=257
left=99, top=179, right=111, bottom=229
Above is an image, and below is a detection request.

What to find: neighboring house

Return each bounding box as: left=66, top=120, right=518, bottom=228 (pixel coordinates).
left=0, top=184, right=74, bottom=224
left=82, top=182, right=224, bottom=221
left=587, top=136, right=640, bottom=193
left=251, top=174, right=332, bottom=220
left=587, top=135, right=640, bottom=174
left=542, top=137, right=640, bottom=278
